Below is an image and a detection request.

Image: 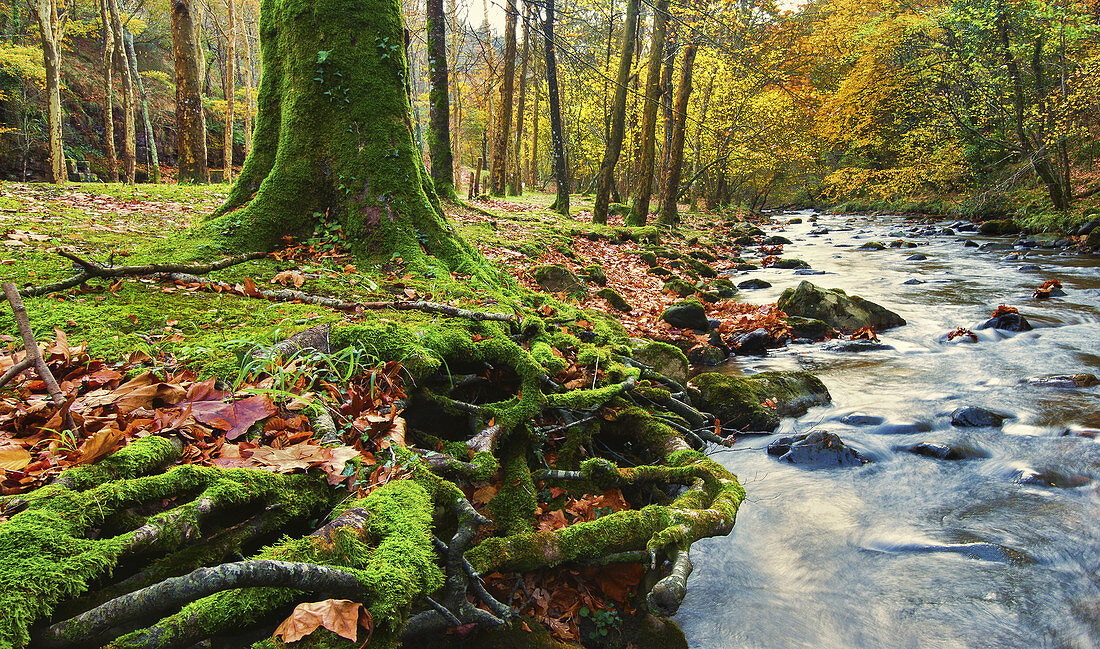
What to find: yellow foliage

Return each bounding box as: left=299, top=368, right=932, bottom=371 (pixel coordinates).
left=0, top=44, right=47, bottom=88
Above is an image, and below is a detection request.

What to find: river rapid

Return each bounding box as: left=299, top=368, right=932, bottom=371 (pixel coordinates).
left=674, top=211, right=1100, bottom=649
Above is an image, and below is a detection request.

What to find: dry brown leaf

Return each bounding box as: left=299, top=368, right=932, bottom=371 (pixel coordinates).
left=272, top=599, right=372, bottom=643
left=0, top=446, right=32, bottom=471
left=76, top=428, right=125, bottom=465
left=251, top=442, right=327, bottom=473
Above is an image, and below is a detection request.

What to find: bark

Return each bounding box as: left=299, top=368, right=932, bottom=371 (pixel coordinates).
left=489, top=0, right=517, bottom=196
left=27, top=0, right=66, bottom=184
left=223, top=0, right=236, bottom=183
left=592, top=0, right=639, bottom=224
left=627, top=0, right=669, bottom=226
left=530, top=62, right=540, bottom=187
left=427, top=0, right=455, bottom=198
left=655, top=32, right=677, bottom=218
left=205, top=0, right=482, bottom=274
left=125, top=30, right=161, bottom=183
left=242, top=19, right=255, bottom=156
left=172, top=0, right=208, bottom=183
left=1, top=283, right=65, bottom=407
left=99, top=0, right=118, bottom=183
left=510, top=2, right=529, bottom=196
left=657, top=34, right=697, bottom=225
left=107, top=0, right=136, bottom=184
left=542, top=0, right=569, bottom=216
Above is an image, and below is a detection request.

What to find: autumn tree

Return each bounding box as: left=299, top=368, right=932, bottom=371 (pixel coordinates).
left=223, top=0, right=236, bottom=183
left=172, top=0, right=209, bottom=183
left=489, top=0, right=516, bottom=196
left=426, top=0, right=455, bottom=198
left=657, top=11, right=699, bottom=225
left=592, top=0, right=639, bottom=224
left=98, top=0, right=118, bottom=183
left=541, top=0, right=569, bottom=215
left=509, top=1, right=529, bottom=196
left=26, top=0, right=66, bottom=183
left=106, top=0, right=135, bottom=184
left=628, top=0, right=669, bottom=226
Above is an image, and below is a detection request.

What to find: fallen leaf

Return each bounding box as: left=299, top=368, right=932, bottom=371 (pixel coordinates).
left=251, top=442, right=326, bottom=473
left=190, top=395, right=277, bottom=440
left=272, top=599, right=372, bottom=643
left=0, top=446, right=31, bottom=471
left=76, top=427, right=126, bottom=465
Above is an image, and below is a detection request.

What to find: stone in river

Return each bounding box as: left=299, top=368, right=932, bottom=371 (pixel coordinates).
left=733, top=328, right=770, bottom=356
left=1018, top=264, right=1042, bottom=272
left=839, top=413, right=886, bottom=426
left=898, top=442, right=975, bottom=461
left=660, top=300, right=710, bottom=331
left=767, top=431, right=870, bottom=468
left=822, top=340, right=894, bottom=352
left=778, top=280, right=906, bottom=332
left=692, top=371, right=831, bottom=432
left=902, top=278, right=925, bottom=285
left=688, top=344, right=728, bottom=366
left=950, top=406, right=1013, bottom=428
left=906, top=253, right=927, bottom=261
left=977, top=312, right=1032, bottom=332
left=962, top=239, right=979, bottom=248
left=738, top=278, right=772, bottom=290
left=1023, top=373, right=1099, bottom=388
left=794, top=269, right=826, bottom=275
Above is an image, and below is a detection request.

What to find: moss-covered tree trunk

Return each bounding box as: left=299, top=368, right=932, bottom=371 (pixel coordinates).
left=627, top=0, right=668, bottom=227
left=98, top=0, right=118, bottom=183
left=657, top=34, right=696, bottom=226
left=542, top=0, right=569, bottom=216
left=591, top=0, right=639, bottom=225
left=426, top=0, right=455, bottom=199
left=489, top=2, right=516, bottom=197
left=207, top=0, right=482, bottom=275
left=172, top=0, right=209, bottom=184
left=222, top=0, right=236, bottom=184
left=29, top=0, right=65, bottom=184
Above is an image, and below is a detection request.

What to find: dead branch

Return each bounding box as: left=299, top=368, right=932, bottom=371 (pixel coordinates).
left=0, top=356, right=34, bottom=389
left=647, top=548, right=693, bottom=616
left=2, top=282, right=66, bottom=407
left=37, top=560, right=362, bottom=648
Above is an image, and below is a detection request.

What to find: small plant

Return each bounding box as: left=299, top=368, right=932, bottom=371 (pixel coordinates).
left=579, top=605, right=621, bottom=641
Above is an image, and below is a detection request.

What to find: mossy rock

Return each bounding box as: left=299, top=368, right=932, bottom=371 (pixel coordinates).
left=704, top=278, right=738, bottom=299
left=608, top=203, right=630, bottom=217
left=778, top=281, right=906, bottom=333
left=691, top=371, right=832, bottom=432
left=688, top=249, right=717, bottom=262
left=531, top=264, right=586, bottom=297
left=771, top=258, right=810, bottom=269
left=688, top=344, right=728, bottom=365
left=660, top=300, right=709, bottom=331
left=857, top=241, right=886, bottom=251
left=787, top=217, right=803, bottom=224
left=733, top=235, right=757, bottom=246
left=1088, top=228, right=1100, bottom=250
left=733, top=263, right=759, bottom=271
left=637, top=250, right=659, bottom=266
left=597, top=287, right=632, bottom=312
left=647, top=267, right=672, bottom=277
left=762, top=235, right=793, bottom=245
left=731, top=225, right=764, bottom=237
left=662, top=277, right=695, bottom=298
left=582, top=264, right=608, bottom=286
left=629, top=226, right=660, bottom=245
left=633, top=341, right=689, bottom=384
left=684, top=256, right=717, bottom=278
left=785, top=316, right=834, bottom=341
left=979, top=219, right=1021, bottom=235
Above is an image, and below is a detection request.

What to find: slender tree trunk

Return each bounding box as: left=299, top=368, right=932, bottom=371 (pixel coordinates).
left=99, top=0, right=118, bottom=183
left=125, top=30, right=160, bottom=183
left=530, top=64, right=539, bottom=188
left=657, top=34, right=696, bottom=225
left=426, top=0, right=455, bottom=199
left=243, top=21, right=255, bottom=157
left=656, top=32, right=677, bottom=217
left=223, top=0, right=235, bottom=183
left=489, top=0, right=516, bottom=196
left=542, top=0, right=568, bottom=216
left=627, top=0, right=669, bottom=226
left=447, top=0, right=462, bottom=190
left=28, top=0, right=66, bottom=184
left=172, top=0, right=209, bottom=183
left=107, top=0, right=135, bottom=184
left=509, top=2, right=529, bottom=196
left=592, top=0, right=639, bottom=224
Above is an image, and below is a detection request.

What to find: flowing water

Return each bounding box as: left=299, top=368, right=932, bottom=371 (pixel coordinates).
left=675, top=211, right=1100, bottom=649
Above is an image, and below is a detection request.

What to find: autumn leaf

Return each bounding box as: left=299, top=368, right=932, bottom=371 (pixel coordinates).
left=190, top=394, right=277, bottom=440
left=75, top=427, right=125, bottom=465
left=271, top=270, right=306, bottom=288
left=273, top=599, right=373, bottom=644
left=251, top=442, right=327, bottom=473
left=0, top=446, right=31, bottom=471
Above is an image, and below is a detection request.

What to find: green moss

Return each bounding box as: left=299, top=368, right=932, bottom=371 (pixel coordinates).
left=531, top=341, right=568, bottom=375
left=661, top=277, right=695, bottom=298
left=488, top=438, right=537, bottom=534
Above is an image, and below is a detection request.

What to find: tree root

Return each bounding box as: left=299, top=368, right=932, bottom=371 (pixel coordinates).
left=647, top=548, right=693, bottom=616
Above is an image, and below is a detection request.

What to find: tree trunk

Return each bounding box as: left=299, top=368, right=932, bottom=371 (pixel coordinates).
left=542, top=0, right=568, bottom=216
left=489, top=0, right=516, bottom=196
left=107, top=0, right=135, bottom=184
left=657, top=34, right=696, bottom=226
left=28, top=0, right=65, bottom=184
left=530, top=63, right=539, bottom=188
left=509, top=2, right=529, bottom=196
left=656, top=32, right=677, bottom=218
left=125, top=30, right=160, bottom=183
left=206, top=0, right=480, bottom=273
left=627, top=0, right=668, bottom=227
left=172, top=0, right=208, bottom=184
left=427, top=0, right=455, bottom=199
left=99, top=0, right=118, bottom=183
left=592, top=0, right=639, bottom=224
left=223, top=0, right=236, bottom=183
left=242, top=20, right=255, bottom=156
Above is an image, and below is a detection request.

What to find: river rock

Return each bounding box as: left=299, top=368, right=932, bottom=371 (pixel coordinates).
left=977, top=312, right=1032, bottom=332
left=1018, top=264, right=1042, bottom=272
left=633, top=341, right=689, bottom=384
left=902, top=278, right=925, bottom=285
left=778, top=281, right=906, bottom=333
left=906, top=253, right=928, bottom=261
left=962, top=239, right=978, bottom=248
left=767, top=431, right=870, bottom=468
left=809, top=226, right=829, bottom=235
left=839, top=413, right=886, bottom=426
left=661, top=300, right=710, bottom=331
left=763, top=235, right=793, bottom=245
left=858, top=241, right=886, bottom=251
left=897, top=442, right=971, bottom=461
left=733, top=328, right=770, bottom=356
left=979, top=219, right=1021, bottom=235
left=873, top=421, right=934, bottom=435
left=794, top=269, right=826, bottom=275
left=597, top=287, right=632, bottom=312
left=738, top=278, right=772, bottom=290
left=692, top=371, right=831, bottom=432
left=785, top=316, right=833, bottom=341
left=788, top=217, right=803, bottom=224
left=772, top=258, right=811, bottom=269
left=950, top=406, right=1012, bottom=428
left=1023, top=373, right=1099, bottom=388
left=688, top=344, right=728, bottom=366
left=822, top=339, right=894, bottom=352
left=1088, top=228, right=1100, bottom=250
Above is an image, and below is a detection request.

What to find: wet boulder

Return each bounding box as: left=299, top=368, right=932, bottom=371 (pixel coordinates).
left=978, top=219, right=1021, bottom=235
left=767, top=431, right=870, bottom=467
left=838, top=413, right=886, bottom=426
left=977, top=311, right=1032, bottom=332
left=858, top=241, right=886, bottom=251
left=596, top=287, right=632, bottom=313
left=738, top=278, right=772, bottom=290
left=772, top=258, right=810, bottom=269
left=692, top=371, right=831, bottom=432
left=732, top=328, right=770, bottom=356
left=660, top=300, right=710, bottom=331
left=688, top=344, right=728, bottom=366
left=763, top=235, right=793, bottom=245
left=950, top=406, right=1012, bottom=428
left=633, top=341, right=689, bottom=384
left=906, top=253, right=927, bottom=261
left=778, top=281, right=906, bottom=333
left=1023, top=373, right=1099, bottom=388
left=784, top=316, right=833, bottom=341
left=897, top=442, right=985, bottom=461
left=822, top=339, right=893, bottom=352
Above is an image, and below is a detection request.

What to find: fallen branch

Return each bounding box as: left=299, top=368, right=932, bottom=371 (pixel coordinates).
left=647, top=548, right=693, bottom=616
left=2, top=282, right=66, bottom=408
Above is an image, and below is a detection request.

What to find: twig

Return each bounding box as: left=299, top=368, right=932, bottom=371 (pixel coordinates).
left=1, top=282, right=66, bottom=407
left=0, top=356, right=34, bottom=389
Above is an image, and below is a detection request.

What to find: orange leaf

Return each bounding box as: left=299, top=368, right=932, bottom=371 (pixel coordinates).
left=273, top=599, right=372, bottom=644
left=0, top=446, right=32, bottom=471
left=76, top=427, right=125, bottom=465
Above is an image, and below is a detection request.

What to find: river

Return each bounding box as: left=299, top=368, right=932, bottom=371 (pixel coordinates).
left=675, top=211, right=1100, bottom=649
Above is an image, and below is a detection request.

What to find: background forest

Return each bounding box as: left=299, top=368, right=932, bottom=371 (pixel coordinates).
left=0, top=0, right=1098, bottom=224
